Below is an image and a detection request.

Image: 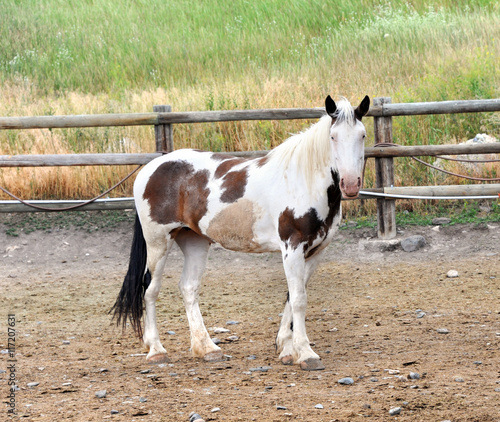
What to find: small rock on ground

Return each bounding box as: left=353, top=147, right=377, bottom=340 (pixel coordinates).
left=249, top=366, right=272, bottom=372
left=447, top=270, right=459, bottom=278
left=389, top=407, right=402, bottom=416
left=432, top=217, right=451, bottom=225
left=338, top=377, right=354, bottom=385
left=409, top=372, right=421, bottom=380
left=401, top=235, right=426, bottom=252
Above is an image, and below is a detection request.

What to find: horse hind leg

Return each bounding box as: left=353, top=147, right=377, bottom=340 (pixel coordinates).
left=175, top=229, right=223, bottom=362
left=142, top=229, right=174, bottom=364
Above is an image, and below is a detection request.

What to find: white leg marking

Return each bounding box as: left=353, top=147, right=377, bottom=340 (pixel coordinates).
left=176, top=230, right=221, bottom=359
left=281, top=248, right=322, bottom=364
left=276, top=300, right=294, bottom=363
left=142, top=232, right=173, bottom=362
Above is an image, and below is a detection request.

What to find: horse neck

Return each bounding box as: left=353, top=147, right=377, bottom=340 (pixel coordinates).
left=267, top=115, right=334, bottom=195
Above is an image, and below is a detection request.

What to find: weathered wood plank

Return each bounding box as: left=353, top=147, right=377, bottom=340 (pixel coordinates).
left=1, top=99, right=499, bottom=130
left=157, top=108, right=326, bottom=124
left=365, top=143, right=500, bottom=157
left=0, top=113, right=159, bottom=129
left=0, top=198, right=136, bottom=213
left=383, top=184, right=500, bottom=197
left=373, top=97, right=396, bottom=240
left=0, top=153, right=162, bottom=167
left=380, top=99, right=500, bottom=116
left=1, top=143, right=498, bottom=167
left=154, top=105, right=173, bottom=152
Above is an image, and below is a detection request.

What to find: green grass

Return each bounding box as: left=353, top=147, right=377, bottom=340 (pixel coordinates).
left=1, top=0, right=499, bottom=95
left=396, top=200, right=500, bottom=226
left=1, top=210, right=136, bottom=236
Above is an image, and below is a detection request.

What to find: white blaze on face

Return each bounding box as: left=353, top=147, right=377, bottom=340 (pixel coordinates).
left=330, top=119, right=366, bottom=199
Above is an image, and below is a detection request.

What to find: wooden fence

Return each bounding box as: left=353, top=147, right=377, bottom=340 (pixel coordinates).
left=1, top=98, right=499, bottom=239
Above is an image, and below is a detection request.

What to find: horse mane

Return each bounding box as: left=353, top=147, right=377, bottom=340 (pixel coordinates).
left=266, top=98, right=354, bottom=189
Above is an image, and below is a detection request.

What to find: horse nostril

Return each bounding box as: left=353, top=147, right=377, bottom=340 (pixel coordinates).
left=357, top=177, right=361, bottom=187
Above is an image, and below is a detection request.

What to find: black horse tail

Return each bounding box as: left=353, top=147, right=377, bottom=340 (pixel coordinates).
left=111, top=214, right=151, bottom=338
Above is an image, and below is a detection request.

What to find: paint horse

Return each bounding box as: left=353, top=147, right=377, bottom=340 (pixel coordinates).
left=112, top=95, right=370, bottom=370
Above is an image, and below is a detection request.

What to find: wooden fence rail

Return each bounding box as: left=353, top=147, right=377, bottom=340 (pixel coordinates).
left=1, top=97, right=499, bottom=238
left=1, top=144, right=499, bottom=167
left=1, top=99, right=500, bottom=130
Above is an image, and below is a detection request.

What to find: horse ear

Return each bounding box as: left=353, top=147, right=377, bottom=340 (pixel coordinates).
left=325, top=95, right=337, bottom=118
left=355, top=95, right=370, bottom=120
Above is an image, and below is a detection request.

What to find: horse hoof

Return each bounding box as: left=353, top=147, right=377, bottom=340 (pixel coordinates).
left=280, top=355, right=294, bottom=365
left=203, top=351, right=224, bottom=362
left=147, top=353, right=170, bottom=364
left=300, top=358, right=325, bottom=371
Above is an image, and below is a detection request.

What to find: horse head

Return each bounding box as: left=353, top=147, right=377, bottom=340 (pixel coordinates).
left=325, top=95, right=370, bottom=199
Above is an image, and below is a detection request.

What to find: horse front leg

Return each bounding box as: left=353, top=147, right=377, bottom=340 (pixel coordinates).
left=276, top=298, right=294, bottom=365
left=279, top=248, right=324, bottom=371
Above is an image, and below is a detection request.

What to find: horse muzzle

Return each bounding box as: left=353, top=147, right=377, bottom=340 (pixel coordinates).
left=340, top=176, right=361, bottom=199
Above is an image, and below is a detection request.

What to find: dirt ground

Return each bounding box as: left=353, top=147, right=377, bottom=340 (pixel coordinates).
left=1, top=216, right=499, bottom=421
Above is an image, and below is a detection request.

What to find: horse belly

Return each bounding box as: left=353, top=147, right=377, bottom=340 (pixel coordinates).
left=205, top=198, right=277, bottom=253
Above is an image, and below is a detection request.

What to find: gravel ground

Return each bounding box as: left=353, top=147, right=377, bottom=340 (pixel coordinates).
left=1, top=218, right=499, bottom=421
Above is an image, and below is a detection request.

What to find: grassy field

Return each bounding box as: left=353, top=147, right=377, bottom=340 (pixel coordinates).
left=0, top=0, right=499, bottom=215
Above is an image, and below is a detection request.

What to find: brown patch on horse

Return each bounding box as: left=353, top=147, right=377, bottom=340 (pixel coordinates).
left=220, top=168, right=249, bottom=203
left=278, top=170, right=341, bottom=257
left=214, top=157, right=248, bottom=179
left=210, top=153, right=230, bottom=162
left=278, top=207, right=324, bottom=251
left=256, top=155, right=269, bottom=167
left=143, top=160, right=210, bottom=234
left=206, top=199, right=261, bottom=252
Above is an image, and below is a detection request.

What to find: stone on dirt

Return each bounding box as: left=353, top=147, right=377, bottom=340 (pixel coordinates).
left=95, top=390, right=107, bottom=399
left=432, top=217, right=451, bottom=225
left=437, top=328, right=450, bottom=334
left=401, top=235, right=426, bottom=252
left=409, top=372, right=421, bottom=380
left=338, top=377, right=354, bottom=385
left=447, top=270, right=459, bottom=278
left=249, top=366, right=272, bottom=372
left=389, top=407, right=402, bottom=416
left=189, top=412, right=205, bottom=422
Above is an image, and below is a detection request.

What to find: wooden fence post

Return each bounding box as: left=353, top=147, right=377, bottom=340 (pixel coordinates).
left=373, top=97, right=396, bottom=239
left=153, top=105, right=173, bottom=152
